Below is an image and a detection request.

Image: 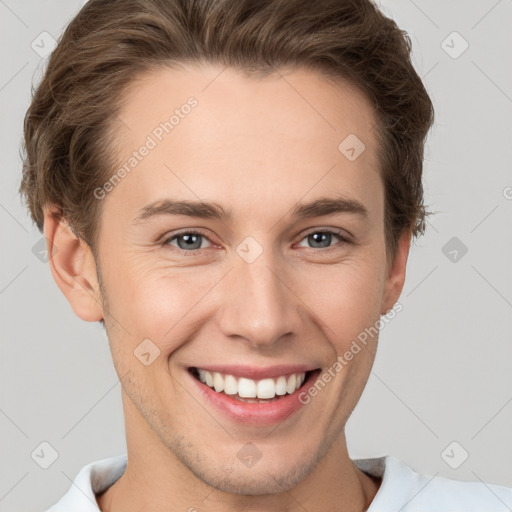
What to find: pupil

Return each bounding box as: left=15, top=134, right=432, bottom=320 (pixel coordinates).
left=178, top=234, right=201, bottom=250
left=310, top=232, right=331, bottom=248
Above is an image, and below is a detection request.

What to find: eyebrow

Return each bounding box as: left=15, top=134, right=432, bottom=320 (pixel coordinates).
left=132, top=196, right=369, bottom=224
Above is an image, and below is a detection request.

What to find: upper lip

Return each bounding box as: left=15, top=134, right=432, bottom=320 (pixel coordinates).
left=190, top=364, right=319, bottom=380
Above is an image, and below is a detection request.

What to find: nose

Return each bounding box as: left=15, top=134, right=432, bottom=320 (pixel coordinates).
left=216, top=246, right=299, bottom=350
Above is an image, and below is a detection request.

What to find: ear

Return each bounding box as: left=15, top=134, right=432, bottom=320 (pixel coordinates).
left=380, top=230, right=411, bottom=315
left=43, top=206, right=104, bottom=322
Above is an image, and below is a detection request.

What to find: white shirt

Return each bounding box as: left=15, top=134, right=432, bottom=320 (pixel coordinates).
left=45, top=453, right=512, bottom=511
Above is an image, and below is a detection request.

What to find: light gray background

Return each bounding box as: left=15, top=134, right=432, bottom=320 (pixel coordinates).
left=1, top=1, right=511, bottom=510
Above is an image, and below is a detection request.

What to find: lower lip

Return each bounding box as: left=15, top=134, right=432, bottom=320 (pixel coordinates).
left=187, top=369, right=320, bottom=426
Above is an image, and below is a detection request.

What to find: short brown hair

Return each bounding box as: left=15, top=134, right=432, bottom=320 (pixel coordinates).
left=19, top=0, right=434, bottom=259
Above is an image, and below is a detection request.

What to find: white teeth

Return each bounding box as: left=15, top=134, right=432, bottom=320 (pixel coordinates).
left=257, top=378, right=276, bottom=399
left=286, top=374, right=297, bottom=394
left=238, top=378, right=257, bottom=398
left=213, top=372, right=224, bottom=392
left=224, top=374, right=238, bottom=395
left=275, top=376, right=287, bottom=395
left=194, top=369, right=307, bottom=399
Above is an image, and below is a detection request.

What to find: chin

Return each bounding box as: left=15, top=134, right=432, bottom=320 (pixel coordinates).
left=172, top=438, right=326, bottom=496
left=196, top=458, right=315, bottom=496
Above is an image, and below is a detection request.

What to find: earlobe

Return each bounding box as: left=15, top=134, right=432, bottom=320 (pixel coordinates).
left=43, top=206, right=104, bottom=322
left=381, top=231, right=411, bottom=315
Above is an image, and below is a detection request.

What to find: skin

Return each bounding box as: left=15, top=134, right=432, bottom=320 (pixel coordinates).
left=44, top=63, right=411, bottom=512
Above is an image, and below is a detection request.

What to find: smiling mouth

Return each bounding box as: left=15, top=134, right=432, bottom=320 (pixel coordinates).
left=188, top=367, right=318, bottom=403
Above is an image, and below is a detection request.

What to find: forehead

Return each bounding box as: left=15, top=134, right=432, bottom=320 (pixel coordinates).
left=116, top=63, right=378, bottom=150
left=106, top=63, right=382, bottom=224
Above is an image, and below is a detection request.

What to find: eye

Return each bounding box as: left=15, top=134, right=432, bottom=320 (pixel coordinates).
left=297, top=230, right=348, bottom=250
left=162, top=230, right=212, bottom=251
left=160, top=228, right=349, bottom=254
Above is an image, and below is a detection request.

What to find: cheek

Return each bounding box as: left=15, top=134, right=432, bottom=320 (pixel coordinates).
left=299, top=256, right=386, bottom=347
left=102, top=262, right=199, bottom=403
left=104, top=254, right=224, bottom=349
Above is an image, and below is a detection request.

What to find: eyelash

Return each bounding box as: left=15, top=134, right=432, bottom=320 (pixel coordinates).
left=160, top=228, right=350, bottom=254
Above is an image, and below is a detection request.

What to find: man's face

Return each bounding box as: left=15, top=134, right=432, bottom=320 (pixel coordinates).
left=94, top=63, right=400, bottom=493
